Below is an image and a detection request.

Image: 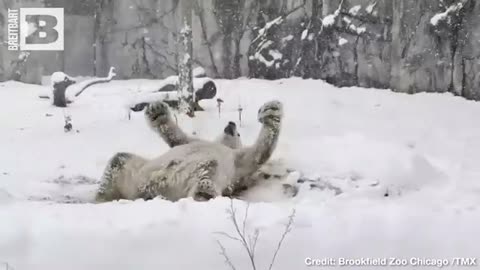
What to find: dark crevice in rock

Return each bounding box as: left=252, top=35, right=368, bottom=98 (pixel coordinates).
left=447, top=1, right=469, bottom=97
left=141, top=37, right=152, bottom=77
left=353, top=36, right=360, bottom=85
left=461, top=58, right=466, bottom=97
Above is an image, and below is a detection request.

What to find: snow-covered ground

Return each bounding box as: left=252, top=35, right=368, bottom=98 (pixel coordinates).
left=0, top=78, right=479, bottom=270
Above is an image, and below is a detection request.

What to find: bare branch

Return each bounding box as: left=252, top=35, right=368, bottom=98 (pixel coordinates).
left=144, top=42, right=178, bottom=73
left=74, top=67, right=117, bottom=97
left=242, top=202, right=250, bottom=238
left=251, top=228, right=260, bottom=255
left=268, top=209, right=296, bottom=270
left=215, top=200, right=295, bottom=270
left=283, top=0, right=307, bottom=18
left=228, top=200, right=257, bottom=270
left=216, top=240, right=238, bottom=270
left=213, top=231, right=242, bottom=242
left=241, top=1, right=258, bottom=34
left=108, top=0, right=179, bottom=34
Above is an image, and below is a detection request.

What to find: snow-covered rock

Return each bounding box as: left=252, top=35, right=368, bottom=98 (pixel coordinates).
left=349, top=5, right=361, bottom=15
left=50, top=72, right=73, bottom=86
left=430, top=2, right=465, bottom=26
left=366, top=2, right=377, bottom=14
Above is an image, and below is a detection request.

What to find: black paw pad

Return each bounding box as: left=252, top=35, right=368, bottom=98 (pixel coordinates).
left=194, top=191, right=214, bottom=201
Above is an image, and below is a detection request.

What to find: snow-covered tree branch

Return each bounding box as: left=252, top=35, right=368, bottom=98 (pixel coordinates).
left=43, top=67, right=117, bottom=107
left=73, top=67, right=117, bottom=97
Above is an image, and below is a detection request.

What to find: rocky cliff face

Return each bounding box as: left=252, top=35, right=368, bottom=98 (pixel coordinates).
left=458, top=0, right=480, bottom=100
left=246, top=0, right=479, bottom=100
left=1, top=0, right=479, bottom=100
left=390, top=0, right=459, bottom=95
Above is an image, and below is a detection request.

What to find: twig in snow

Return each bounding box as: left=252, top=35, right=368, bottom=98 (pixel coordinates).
left=238, top=105, right=243, bottom=127
left=268, top=209, right=296, bottom=270
left=214, top=199, right=295, bottom=270
left=217, top=98, right=224, bottom=118
left=216, top=240, right=238, bottom=270
left=63, top=110, right=73, bottom=133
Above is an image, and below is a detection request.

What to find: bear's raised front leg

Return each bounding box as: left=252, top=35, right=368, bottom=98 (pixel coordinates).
left=145, top=101, right=196, bottom=147
left=188, top=159, right=220, bottom=201
left=232, top=100, right=283, bottom=193
left=95, top=152, right=147, bottom=202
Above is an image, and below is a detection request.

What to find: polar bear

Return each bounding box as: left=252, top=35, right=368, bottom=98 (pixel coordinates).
left=95, top=100, right=283, bottom=202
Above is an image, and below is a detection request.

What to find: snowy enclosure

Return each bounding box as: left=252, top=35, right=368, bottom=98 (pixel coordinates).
left=1, top=0, right=480, bottom=269
left=0, top=78, right=479, bottom=269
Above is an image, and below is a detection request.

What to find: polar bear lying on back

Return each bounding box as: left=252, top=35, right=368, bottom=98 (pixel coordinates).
left=95, top=100, right=283, bottom=202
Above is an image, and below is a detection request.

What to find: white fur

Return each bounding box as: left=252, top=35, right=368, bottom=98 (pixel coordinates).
left=215, top=133, right=241, bottom=149
left=214, top=122, right=242, bottom=149
left=109, top=142, right=235, bottom=201
left=96, top=100, right=283, bottom=202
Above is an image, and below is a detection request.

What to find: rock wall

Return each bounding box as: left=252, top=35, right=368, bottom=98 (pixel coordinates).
left=458, top=0, right=480, bottom=100
left=246, top=0, right=479, bottom=99
left=390, top=0, right=453, bottom=94
left=0, top=0, right=479, bottom=100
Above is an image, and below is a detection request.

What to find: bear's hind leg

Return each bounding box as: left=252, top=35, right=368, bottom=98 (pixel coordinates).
left=95, top=152, right=147, bottom=202
left=193, top=179, right=217, bottom=201
left=188, top=159, right=220, bottom=201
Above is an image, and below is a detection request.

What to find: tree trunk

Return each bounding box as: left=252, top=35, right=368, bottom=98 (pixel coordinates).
left=177, top=0, right=195, bottom=117
left=53, top=85, right=68, bottom=107
left=51, top=76, right=76, bottom=107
